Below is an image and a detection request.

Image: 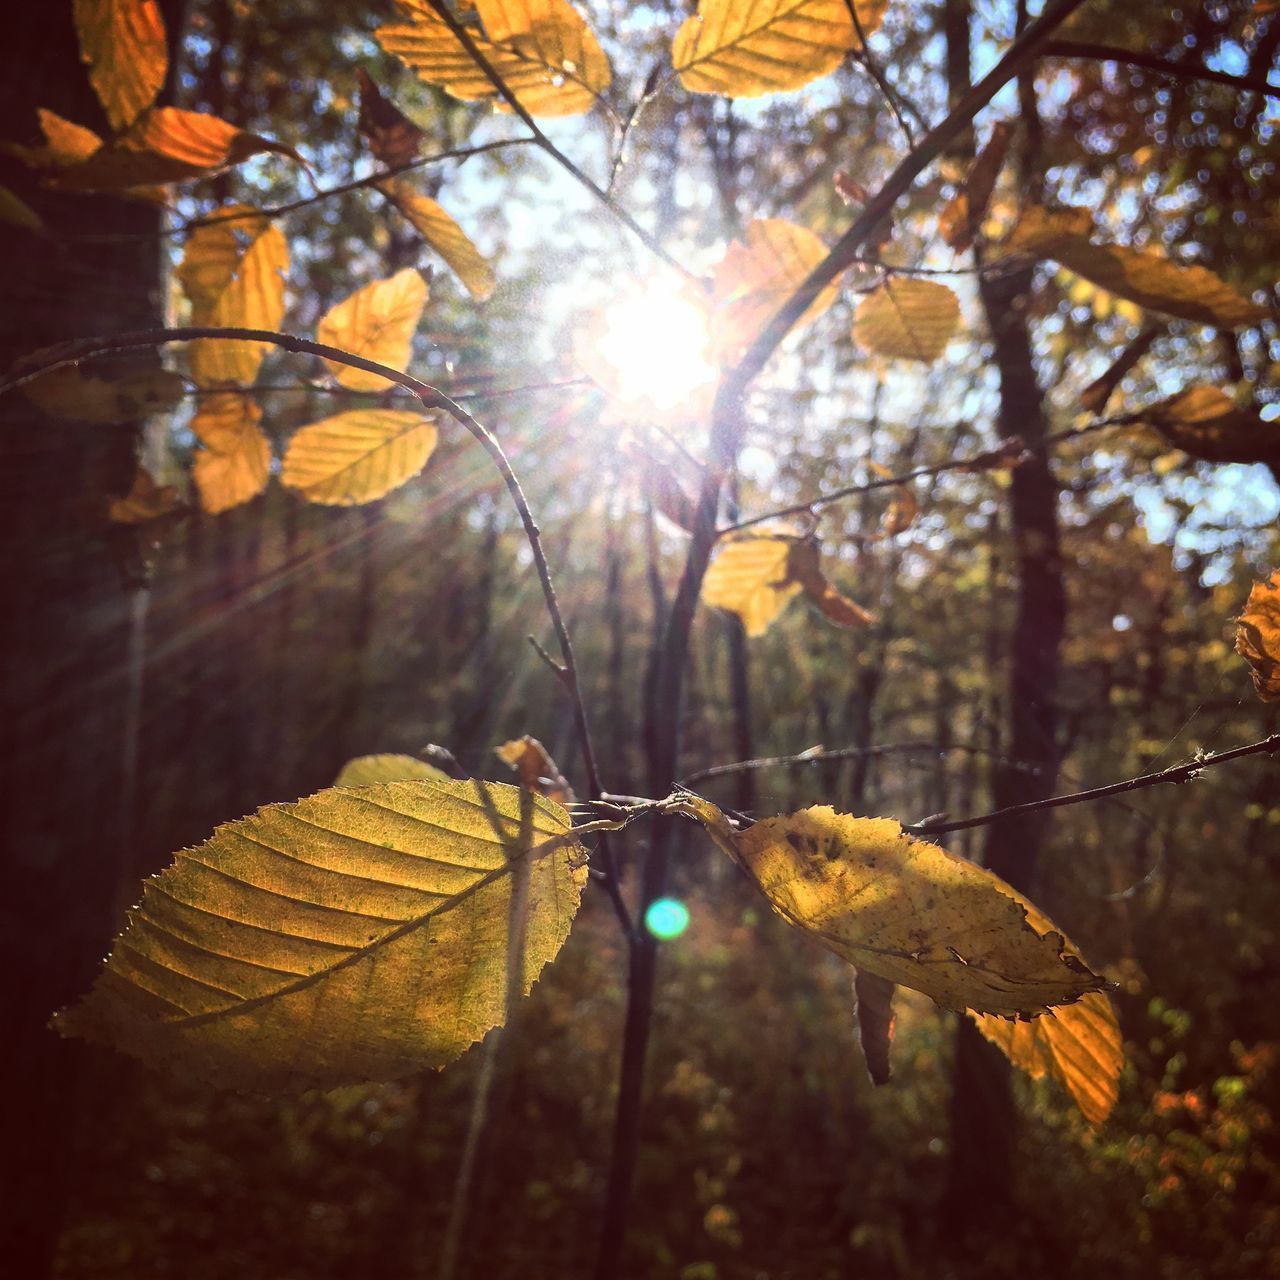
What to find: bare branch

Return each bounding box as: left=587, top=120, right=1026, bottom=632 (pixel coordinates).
left=1044, top=39, right=1280, bottom=100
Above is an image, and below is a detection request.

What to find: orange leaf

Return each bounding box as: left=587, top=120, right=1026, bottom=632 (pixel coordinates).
left=74, top=0, right=168, bottom=132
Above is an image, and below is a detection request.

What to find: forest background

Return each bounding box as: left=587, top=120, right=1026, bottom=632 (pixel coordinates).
left=2, top=1, right=1279, bottom=1278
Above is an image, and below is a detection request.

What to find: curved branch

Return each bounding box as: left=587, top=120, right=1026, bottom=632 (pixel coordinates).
left=1044, top=39, right=1280, bottom=99
left=0, top=325, right=633, bottom=938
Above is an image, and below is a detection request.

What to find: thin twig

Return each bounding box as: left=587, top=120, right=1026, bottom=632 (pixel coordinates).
left=1044, top=39, right=1280, bottom=99
left=423, top=0, right=699, bottom=288
left=842, top=0, right=918, bottom=147
left=0, top=325, right=634, bottom=940
left=906, top=735, right=1280, bottom=836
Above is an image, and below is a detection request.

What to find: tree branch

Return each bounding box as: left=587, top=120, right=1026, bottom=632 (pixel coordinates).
left=1044, top=39, right=1280, bottom=99
left=906, top=735, right=1280, bottom=837
left=0, top=325, right=634, bottom=939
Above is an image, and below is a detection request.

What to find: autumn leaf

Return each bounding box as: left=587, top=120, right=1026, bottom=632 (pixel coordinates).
left=710, top=219, right=840, bottom=364
left=853, top=278, right=961, bottom=362
left=377, top=0, right=611, bottom=118
left=677, top=796, right=1108, bottom=1019
left=108, top=467, right=181, bottom=524
left=1235, top=574, right=1280, bottom=702
left=74, top=0, right=168, bottom=132
left=865, top=461, right=919, bottom=537
left=381, top=182, right=496, bottom=302
left=282, top=409, right=439, bottom=505
left=21, top=362, right=183, bottom=423
left=1079, top=327, right=1160, bottom=415
left=495, top=736, right=574, bottom=804
left=316, top=269, right=429, bottom=391
left=357, top=68, right=427, bottom=168
left=333, top=754, right=450, bottom=786
left=2, top=109, right=102, bottom=169
left=969, top=891, right=1122, bottom=1126
left=55, top=779, right=589, bottom=1091
left=702, top=535, right=872, bottom=637
left=672, top=0, right=886, bottom=98
left=853, top=969, right=896, bottom=1086
left=52, top=108, right=301, bottom=192
left=939, top=120, right=1015, bottom=253
left=1141, top=386, right=1280, bottom=469
left=1005, top=206, right=1267, bottom=328
left=180, top=208, right=289, bottom=388
left=191, top=393, right=271, bottom=514
left=0, top=185, right=43, bottom=232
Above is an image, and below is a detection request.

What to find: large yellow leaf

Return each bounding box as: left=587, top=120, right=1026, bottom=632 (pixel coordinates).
left=969, top=893, right=1122, bottom=1125
left=182, top=211, right=289, bottom=388
left=1006, top=206, right=1267, bottom=328
left=21, top=363, right=183, bottom=423
left=52, top=107, right=300, bottom=191
left=1235, top=574, right=1280, bottom=702
left=191, top=393, right=271, bottom=514
left=702, top=534, right=872, bottom=636
left=55, top=779, right=589, bottom=1091
left=672, top=0, right=886, bottom=97
left=74, top=0, right=168, bottom=132
left=108, top=467, right=181, bottom=524
left=316, top=269, right=429, bottom=391
left=282, top=409, right=439, bottom=505
left=853, top=278, right=961, bottom=362
left=382, top=181, right=496, bottom=302
left=334, top=754, right=451, bottom=786
left=1141, top=386, right=1280, bottom=468
left=377, top=0, right=610, bottom=118
left=679, top=796, right=1107, bottom=1019
left=710, top=218, right=840, bottom=364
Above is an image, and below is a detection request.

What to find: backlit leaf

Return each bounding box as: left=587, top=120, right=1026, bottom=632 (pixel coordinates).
left=672, top=0, right=886, bottom=98
left=853, top=969, right=896, bottom=1085
left=74, top=0, right=168, bottom=132
left=191, top=393, right=271, bottom=514
left=1235, top=574, right=1280, bottom=702
left=1141, top=386, right=1280, bottom=468
left=495, top=737, right=573, bottom=804
left=52, top=107, right=300, bottom=191
left=378, top=0, right=611, bottom=118
left=108, top=467, right=181, bottom=524
left=968, top=897, right=1122, bottom=1125
left=678, top=796, right=1107, bottom=1019
left=282, top=409, right=439, bottom=505
left=1006, top=206, right=1267, bottom=328
left=710, top=218, right=840, bottom=365
left=382, top=182, right=496, bottom=301
left=316, top=269, right=429, bottom=391
left=22, top=363, right=183, bottom=423
left=334, top=754, right=450, bottom=786
left=939, top=120, right=1014, bottom=253
left=2, top=108, right=102, bottom=168
left=853, top=278, right=960, bottom=362
left=55, top=779, right=589, bottom=1091
left=786, top=540, right=875, bottom=629
left=182, top=210, right=288, bottom=388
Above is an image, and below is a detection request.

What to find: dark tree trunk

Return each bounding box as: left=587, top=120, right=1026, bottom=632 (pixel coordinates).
left=0, top=5, right=183, bottom=1274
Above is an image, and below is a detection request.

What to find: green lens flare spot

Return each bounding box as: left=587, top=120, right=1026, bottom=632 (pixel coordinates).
left=644, top=897, right=690, bottom=940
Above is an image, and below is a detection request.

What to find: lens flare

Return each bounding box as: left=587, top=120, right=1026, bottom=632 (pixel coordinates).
left=644, top=896, right=691, bottom=940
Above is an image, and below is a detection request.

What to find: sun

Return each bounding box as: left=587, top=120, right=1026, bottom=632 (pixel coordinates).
left=585, top=278, right=718, bottom=413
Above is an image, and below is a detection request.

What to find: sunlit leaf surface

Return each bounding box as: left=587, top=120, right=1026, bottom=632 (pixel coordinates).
left=282, top=409, right=439, bottom=505
left=316, top=268, right=429, bottom=391
left=853, top=278, right=961, bottom=362
left=191, top=392, right=271, bottom=514
left=74, top=0, right=168, bottom=132
left=1236, top=573, right=1280, bottom=702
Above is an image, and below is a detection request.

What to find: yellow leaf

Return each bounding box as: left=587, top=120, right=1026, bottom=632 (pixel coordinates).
left=282, top=409, right=439, bottom=505
left=316, top=269, right=429, bottom=391
left=710, top=218, right=839, bottom=365
left=853, top=278, right=961, bottom=362
left=74, top=0, right=168, bottom=132
left=672, top=0, right=886, bottom=98
left=1235, top=573, right=1280, bottom=702
left=382, top=182, right=496, bottom=302
left=786, top=540, right=875, bottom=629
left=190, top=393, right=271, bottom=514
left=108, top=467, right=181, bottom=524
left=22, top=363, right=183, bottom=423
left=55, top=779, right=589, bottom=1091
left=1006, top=206, right=1267, bottom=328
left=333, top=754, right=450, bottom=786
left=182, top=212, right=288, bottom=388
left=495, top=736, right=574, bottom=804
left=1141, top=386, right=1280, bottom=468
left=378, top=0, right=611, bottom=118
left=2, top=108, right=102, bottom=169
left=679, top=796, right=1108, bottom=1019
left=53, top=108, right=300, bottom=191
left=702, top=535, right=804, bottom=637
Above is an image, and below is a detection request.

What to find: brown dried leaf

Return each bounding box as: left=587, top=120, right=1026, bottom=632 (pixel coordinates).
left=495, top=736, right=574, bottom=805
left=1142, top=386, right=1280, bottom=468
left=853, top=969, right=896, bottom=1086
left=109, top=467, right=181, bottom=524
left=1235, top=574, right=1280, bottom=702
left=939, top=120, right=1015, bottom=253
left=787, top=541, right=875, bottom=629
left=357, top=68, right=427, bottom=168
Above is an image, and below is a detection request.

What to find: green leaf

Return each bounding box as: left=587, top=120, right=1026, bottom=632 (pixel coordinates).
left=55, top=779, right=589, bottom=1091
